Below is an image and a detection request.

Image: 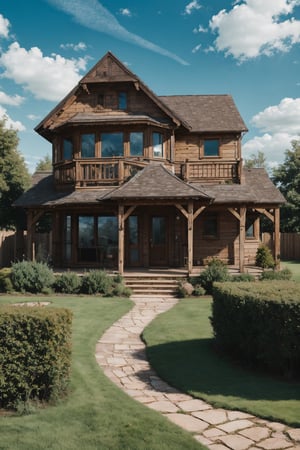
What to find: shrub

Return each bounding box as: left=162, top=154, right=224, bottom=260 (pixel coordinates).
left=54, top=272, right=81, bottom=294
left=176, top=280, right=194, bottom=298
left=192, top=285, right=206, bottom=296
left=211, top=281, right=300, bottom=379
left=0, top=306, right=72, bottom=410
left=197, top=258, right=231, bottom=294
left=111, top=283, right=132, bottom=298
left=11, top=261, right=55, bottom=294
left=0, top=268, right=13, bottom=293
left=231, top=273, right=256, bottom=282
left=255, top=244, right=275, bottom=269
left=260, top=267, right=292, bottom=281
left=81, top=270, right=113, bottom=295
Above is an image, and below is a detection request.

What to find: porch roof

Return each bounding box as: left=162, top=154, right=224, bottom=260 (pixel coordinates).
left=14, top=168, right=285, bottom=208
left=101, top=163, right=212, bottom=201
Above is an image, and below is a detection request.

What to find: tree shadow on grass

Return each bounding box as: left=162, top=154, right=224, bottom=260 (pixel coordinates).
left=145, top=338, right=300, bottom=403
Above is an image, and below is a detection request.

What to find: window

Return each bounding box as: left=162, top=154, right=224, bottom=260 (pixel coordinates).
left=63, top=137, right=73, bottom=160
left=98, top=216, right=118, bottom=264
left=130, top=132, right=143, bottom=156
left=101, top=133, right=124, bottom=157
left=97, top=94, right=104, bottom=107
left=203, top=214, right=218, bottom=238
left=64, top=215, right=72, bottom=262
left=118, top=92, right=127, bottom=110
left=153, top=132, right=163, bottom=157
left=81, top=134, right=95, bottom=158
left=204, top=139, right=219, bottom=157
left=246, top=215, right=255, bottom=238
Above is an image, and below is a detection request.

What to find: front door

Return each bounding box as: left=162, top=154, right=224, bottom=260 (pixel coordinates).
left=149, top=216, right=168, bottom=266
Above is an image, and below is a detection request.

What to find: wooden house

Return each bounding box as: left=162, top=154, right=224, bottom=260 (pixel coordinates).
left=15, top=52, right=285, bottom=275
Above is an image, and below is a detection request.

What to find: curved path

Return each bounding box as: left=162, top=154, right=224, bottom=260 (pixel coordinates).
left=95, top=296, right=300, bottom=450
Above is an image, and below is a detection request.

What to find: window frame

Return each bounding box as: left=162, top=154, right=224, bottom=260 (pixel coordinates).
left=203, top=139, right=219, bottom=157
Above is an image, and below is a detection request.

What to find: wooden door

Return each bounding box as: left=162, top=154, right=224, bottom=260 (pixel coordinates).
left=149, top=216, right=168, bottom=266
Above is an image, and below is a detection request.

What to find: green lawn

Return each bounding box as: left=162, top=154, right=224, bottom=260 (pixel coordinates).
left=0, top=295, right=203, bottom=450
left=281, top=260, right=300, bottom=282
left=143, top=297, right=300, bottom=427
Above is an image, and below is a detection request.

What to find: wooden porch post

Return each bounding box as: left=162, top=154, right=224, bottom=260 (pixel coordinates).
left=274, top=207, right=280, bottom=269
left=26, top=210, right=35, bottom=261
left=118, top=204, right=124, bottom=275
left=239, top=207, right=246, bottom=273
left=188, top=200, right=193, bottom=275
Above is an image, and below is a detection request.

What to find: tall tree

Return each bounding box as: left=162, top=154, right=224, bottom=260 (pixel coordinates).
left=244, top=150, right=266, bottom=169
left=272, top=139, right=300, bottom=232
left=35, top=154, right=52, bottom=171
left=0, top=118, right=31, bottom=229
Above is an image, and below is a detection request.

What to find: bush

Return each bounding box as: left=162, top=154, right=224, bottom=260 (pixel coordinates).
left=0, top=268, right=13, bottom=293
left=54, top=272, right=81, bottom=294
left=0, top=306, right=72, bottom=410
left=196, top=258, right=231, bottom=294
left=11, top=261, right=55, bottom=294
left=211, top=281, right=300, bottom=379
left=81, top=270, right=113, bottom=295
left=176, top=280, right=194, bottom=298
left=260, top=267, right=292, bottom=281
left=192, top=285, right=206, bottom=296
left=255, top=245, right=275, bottom=269
left=231, top=273, right=256, bottom=282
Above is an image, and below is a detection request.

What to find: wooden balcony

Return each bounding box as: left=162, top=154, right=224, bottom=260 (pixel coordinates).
left=182, top=160, right=241, bottom=183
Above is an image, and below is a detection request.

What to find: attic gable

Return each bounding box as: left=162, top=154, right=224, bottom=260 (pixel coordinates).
left=82, top=51, right=138, bottom=84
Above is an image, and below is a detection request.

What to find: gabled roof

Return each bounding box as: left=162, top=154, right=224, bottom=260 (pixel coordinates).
left=159, top=95, right=248, bottom=133
left=102, top=163, right=212, bottom=201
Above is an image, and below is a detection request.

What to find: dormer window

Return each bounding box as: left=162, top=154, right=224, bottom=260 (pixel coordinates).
left=118, top=92, right=127, bottom=110
left=204, top=139, right=219, bottom=157
left=153, top=132, right=163, bottom=158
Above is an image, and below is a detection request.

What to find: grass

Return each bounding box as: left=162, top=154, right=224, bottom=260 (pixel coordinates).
left=281, top=260, right=300, bottom=282
left=0, top=295, right=203, bottom=450
left=143, top=297, right=300, bottom=427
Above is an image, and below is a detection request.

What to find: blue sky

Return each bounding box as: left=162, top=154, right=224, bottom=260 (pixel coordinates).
left=0, top=0, right=299, bottom=173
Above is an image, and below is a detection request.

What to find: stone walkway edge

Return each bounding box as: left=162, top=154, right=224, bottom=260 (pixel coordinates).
left=96, top=296, right=300, bottom=450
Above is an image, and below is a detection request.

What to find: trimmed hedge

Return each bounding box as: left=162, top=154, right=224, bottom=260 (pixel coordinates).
left=211, top=281, right=300, bottom=379
left=0, top=305, right=72, bottom=410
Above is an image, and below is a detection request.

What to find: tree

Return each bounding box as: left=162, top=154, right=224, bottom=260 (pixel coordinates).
left=0, top=118, right=31, bottom=229
left=35, top=154, right=52, bottom=171
left=244, top=151, right=266, bottom=169
left=272, top=139, right=300, bottom=232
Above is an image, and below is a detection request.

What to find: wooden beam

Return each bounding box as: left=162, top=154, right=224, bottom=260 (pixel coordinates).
left=228, top=207, right=241, bottom=221
left=118, top=204, right=124, bottom=275
left=274, top=207, right=280, bottom=269
left=124, top=205, right=136, bottom=221
left=239, top=207, right=246, bottom=273
left=175, top=203, right=188, bottom=219
left=187, top=200, right=193, bottom=275
left=255, top=208, right=274, bottom=223
left=193, top=206, right=206, bottom=221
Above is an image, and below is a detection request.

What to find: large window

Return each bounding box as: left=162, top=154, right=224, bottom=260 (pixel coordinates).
left=204, top=139, right=219, bottom=157
left=153, top=132, right=163, bottom=157
left=101, top=132, right=124, bottom=157
left=130, top=132, right=143, bottom=156
left=63, top=137, right=73, bottom=160
left=81, top=134, right=95, bottom=158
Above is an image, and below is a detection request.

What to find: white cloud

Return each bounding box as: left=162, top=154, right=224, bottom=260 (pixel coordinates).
left=243, top=97, right=300, bottom=166
left=46, top=0, right=189, bottom=65
left=60, top=41, right=87, bottom=51
left=0, top=42, right=88, bottom=101
left=0, top=105, right=25, bottom=131
left=192, top=44, right=202, bottom=53
left=210, top=0, right=300, bottom=61
left=193, top=25, right=208, bottom=33
left=119, top=8, right=132, bottom=17
left=0, top=14, right=10, bottom=38
left=184, top=1, right=202, bottom=15
left=251, top=97, right=300, bottom=134
left=0, top=91, right=24, bottom=106
left=27, top=114, right=41, bottom=121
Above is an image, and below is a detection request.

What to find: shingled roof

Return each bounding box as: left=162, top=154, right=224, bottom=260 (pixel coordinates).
left=159, top=95, right=248, bottom=133
left=102, top=163, right=212, bottom=201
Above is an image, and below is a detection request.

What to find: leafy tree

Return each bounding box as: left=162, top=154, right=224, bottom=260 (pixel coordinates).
left=244, top=150, right=266, bottom=169
left=35, top=154, right=52, bottom=171
left=0, top=118, right=31, bottom=229
left=272, top=139, right=300, bottom=232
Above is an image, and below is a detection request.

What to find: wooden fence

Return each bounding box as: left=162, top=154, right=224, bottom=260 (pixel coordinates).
left=262, top=232, right=300, bottom=261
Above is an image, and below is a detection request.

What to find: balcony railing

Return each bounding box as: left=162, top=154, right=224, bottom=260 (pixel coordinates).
left=182, top=160, right=241, bottom=183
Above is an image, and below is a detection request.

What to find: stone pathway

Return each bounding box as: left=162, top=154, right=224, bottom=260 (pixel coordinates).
left=95, top=296, right=300, bottom=450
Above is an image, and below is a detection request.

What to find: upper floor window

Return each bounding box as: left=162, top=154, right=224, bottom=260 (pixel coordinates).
left=81, top=134, right=95, bottom=158
left=63, top=137, right=73, bottom=160
left=118, top=92, right=127, bottom=110
left=153, top=132, right=163, bottom=158
left=130, top=132, right=143, bottom=156
left=102, top=132, right=124, bottom=157
left=204, top=139, right=219, bottom=157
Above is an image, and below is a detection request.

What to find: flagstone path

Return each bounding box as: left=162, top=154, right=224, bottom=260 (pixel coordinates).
left=95, top=296, right=300, bottom=450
